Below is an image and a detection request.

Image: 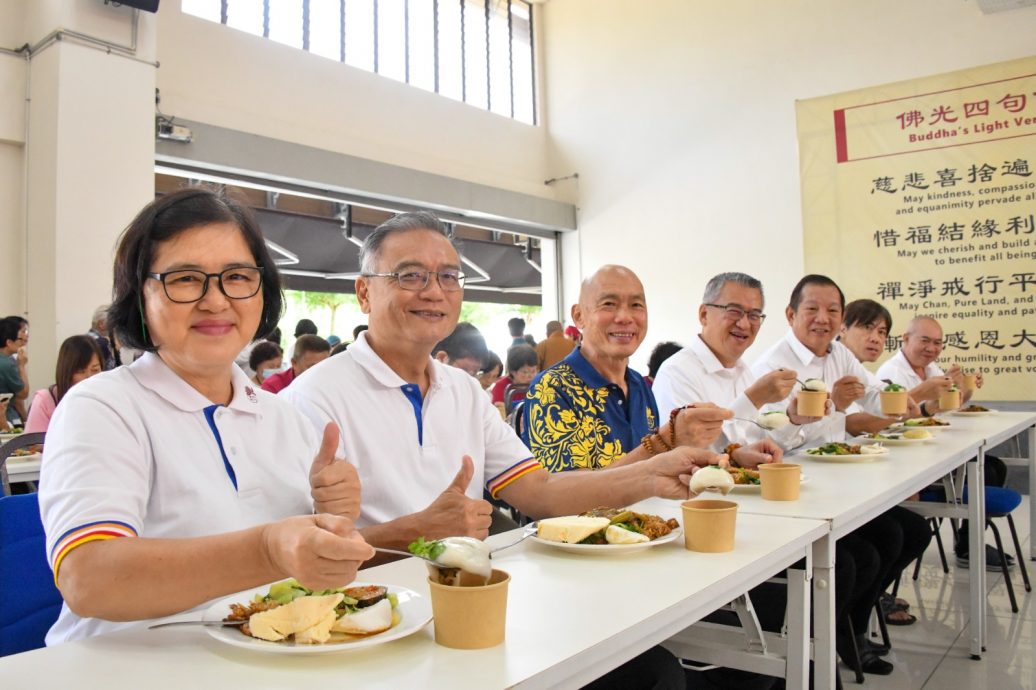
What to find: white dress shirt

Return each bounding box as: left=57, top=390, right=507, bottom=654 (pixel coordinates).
left=750, top=331, right=885, bottom=441
left=652, top=335, right=806, bottom=451
left=875, top=349, right=944, bottom=390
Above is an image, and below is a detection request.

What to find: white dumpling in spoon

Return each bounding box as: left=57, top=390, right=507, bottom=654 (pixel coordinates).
left=434, top=536, right=492, bottom=580
left=332, top=598, right=393, bottom=635
left=757, top=411, right=790, bottom=430
left=689, top=466, right=735, bottom=495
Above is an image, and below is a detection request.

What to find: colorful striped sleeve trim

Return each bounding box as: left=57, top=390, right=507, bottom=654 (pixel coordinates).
left=51, top=520, right=138, bottom=583
left=487, top=457, right=541, bottom=498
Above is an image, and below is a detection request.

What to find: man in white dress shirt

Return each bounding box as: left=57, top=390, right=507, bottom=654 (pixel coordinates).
left=751, top=275, right=900, bottom=438
left=876, top=315, right=983, bottom=416
left=652, top=272, right=824, bottom=458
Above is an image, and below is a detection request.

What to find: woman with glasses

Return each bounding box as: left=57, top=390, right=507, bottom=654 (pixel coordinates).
left=38, top=188, right=372, bottom=644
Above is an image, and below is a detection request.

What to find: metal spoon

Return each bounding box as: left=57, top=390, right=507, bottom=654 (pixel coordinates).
left=149, top=619, right=246, bottom=629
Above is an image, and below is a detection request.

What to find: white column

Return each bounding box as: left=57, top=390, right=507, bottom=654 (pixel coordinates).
left=22, top=1, right=156, bottom=390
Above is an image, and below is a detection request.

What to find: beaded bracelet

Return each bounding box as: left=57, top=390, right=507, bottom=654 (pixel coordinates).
left=724, top=443, right=742, bottom=467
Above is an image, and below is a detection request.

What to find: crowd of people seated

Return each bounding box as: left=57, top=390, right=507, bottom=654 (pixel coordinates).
left=7, top=187, right=1009, bottom=689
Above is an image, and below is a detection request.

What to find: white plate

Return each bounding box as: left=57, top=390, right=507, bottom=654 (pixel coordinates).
left=530, top=527, right=682, bottom=553
left=202, top=583, right=431, bottom=654
left=728, top=474, right=811, bottom=493
left=7, top=451, right=41, bottom=462
left=889, top=419, right=951, bottom=431
left=949, top=409, right=997, bottom=417
left=802, top=446, right=889, bottom=462
left=0, top=433, right=24, bottom=442
left=854, top=434, right=932, bottom=446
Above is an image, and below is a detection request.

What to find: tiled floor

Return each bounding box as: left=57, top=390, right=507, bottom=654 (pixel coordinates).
left=849, top=500, right=1033, bottom=689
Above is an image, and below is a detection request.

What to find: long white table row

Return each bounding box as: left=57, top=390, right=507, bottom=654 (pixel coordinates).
left=0, top=512, right=826, bottom=689
left=1, top=411, right=1031, bottom=689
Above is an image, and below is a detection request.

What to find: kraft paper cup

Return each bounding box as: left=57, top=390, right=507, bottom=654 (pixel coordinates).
left=939, top=389, right=961, bottom=410
left=681, top=499, right=738, bottom=553
left=796, top=390, right=827, bottom=417
left=428, top=569, right=509, bottom=649
left=880, top=390, right=908, bottom=416
left=962, top=374, right=977, bottom=392
left=759, top=463, right=801, bottom=501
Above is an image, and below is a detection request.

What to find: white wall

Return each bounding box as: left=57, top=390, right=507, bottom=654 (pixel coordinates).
left=541, top=0, right=1036, bottom=370
left=0, top=0, right=27, bottom=318
left=155, top=2, right=559, bottom=201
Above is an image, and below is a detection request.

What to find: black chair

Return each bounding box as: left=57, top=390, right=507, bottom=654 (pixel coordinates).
left=502, top=383, right=529, bottom=417
left=0, top=432, right=46, bottom=496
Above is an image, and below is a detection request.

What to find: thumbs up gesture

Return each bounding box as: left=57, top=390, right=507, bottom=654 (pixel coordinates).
left=309, top=423, right=361, bottom=520
left=417, top=456, right=494, bottom=540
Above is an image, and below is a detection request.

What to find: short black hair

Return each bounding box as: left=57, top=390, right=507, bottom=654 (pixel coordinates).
left=0, top=317, right=22, bottom=349
left=109, top=187, right=284, bottom=352
left=352, top=324, right=368, bottom=340
left=434, top=322, right=488, bottom=364
left=248, top=340, right=283, bottom=371
left=505, top=344, right=537, bottom=374
left=788, top=274, right=845, bottom=312
left=507, top=317, right=526, bottom=337
left=292, top=334, right=331, bottom=360
left=648, top=341, right=683, bottom=379
left=843, top=299, right=892, bottom=332
left=294, top=318, right=318, bottom=337
left=481, top=351, right=502, bottom=376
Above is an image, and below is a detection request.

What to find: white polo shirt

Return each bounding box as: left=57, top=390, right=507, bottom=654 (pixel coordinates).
left=652, top=335, right=807, bottom=451
left=750, top=331, right=888, bottom=441
left=876, top=349, right=943, bottom=390
left=39, top=353, right=317, bottom=644
left=282, top=332, right=538, bottom=529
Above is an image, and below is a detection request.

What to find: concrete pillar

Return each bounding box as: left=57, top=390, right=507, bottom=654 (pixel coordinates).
left=21, top=0, right=156, bottom=391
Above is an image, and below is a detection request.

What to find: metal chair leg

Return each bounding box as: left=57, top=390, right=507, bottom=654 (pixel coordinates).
left=843, top=618, right=865, bottom=684
left=988, top=520, right=1018, bottom=613
left=1005, top=514, right=1031, bottom=593
left=933, top=518, right=949, bottom=573
left=873, top=599, right=891, bottom=649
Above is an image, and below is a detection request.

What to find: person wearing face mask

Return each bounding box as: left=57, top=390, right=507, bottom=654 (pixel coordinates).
left=247, top=340, right=284, bottom=387
left=24, top=336, right=105, bottom=434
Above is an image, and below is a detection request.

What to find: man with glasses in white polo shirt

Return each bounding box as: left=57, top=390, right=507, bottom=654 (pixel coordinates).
left=284, top=211, right=719, bottom=689
left=652, top=272, right=826, bottom=458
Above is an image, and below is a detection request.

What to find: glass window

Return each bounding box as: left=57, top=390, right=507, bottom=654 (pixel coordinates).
left=183, top=0, right=536, bottom=124
left=309, top=0, right=344, bottom=61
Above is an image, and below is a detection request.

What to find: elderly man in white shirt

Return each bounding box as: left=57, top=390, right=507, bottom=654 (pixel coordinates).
left=876, top=315, right=983, bottom=416
left=751, top=275, right=901, bottom=438
left=653, top=272, right=825, bottom=459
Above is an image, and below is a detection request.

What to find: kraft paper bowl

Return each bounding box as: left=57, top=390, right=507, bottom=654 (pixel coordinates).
left=939, top=389, right=961, bottom=411
left=428, top=569, right=509, bottom=649
left=681, top=499, right=738, bottom=553
left=759, top=463, right=801, bottom=501
left=962, top=374, right=977, bottom=392
left=879, top=390, right=908, bottom=416
left=796, top=390, right=827, bottom=417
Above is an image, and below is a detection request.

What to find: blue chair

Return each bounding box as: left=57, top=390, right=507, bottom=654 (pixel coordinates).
left=0, top=492, right=63, bottom=656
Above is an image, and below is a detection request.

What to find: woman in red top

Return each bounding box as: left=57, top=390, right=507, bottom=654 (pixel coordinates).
left=491, top=344, right=538, bottom=407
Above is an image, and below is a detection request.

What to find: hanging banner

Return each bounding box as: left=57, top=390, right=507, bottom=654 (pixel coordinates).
left=796, top=56, right=1036, bottom=401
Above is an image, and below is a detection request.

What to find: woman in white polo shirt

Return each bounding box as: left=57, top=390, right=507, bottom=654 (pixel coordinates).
left=38, top=188, right=372, bottom=644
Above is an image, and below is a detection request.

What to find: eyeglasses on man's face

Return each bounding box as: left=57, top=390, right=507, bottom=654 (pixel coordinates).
left=147, top=266, right=264, bottom=304
left=362, top=269, right=466, bottom=292
left=704, top=303, right=766, bottom=324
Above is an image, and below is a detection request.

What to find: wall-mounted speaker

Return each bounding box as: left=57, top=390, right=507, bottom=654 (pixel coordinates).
left=107, top=0, right=160, bottom=13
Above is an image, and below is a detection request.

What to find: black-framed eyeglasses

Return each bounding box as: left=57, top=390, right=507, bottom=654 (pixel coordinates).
left=147, top=266, right=265, bottom=304
left=362, top=269, right=466, bottom=292
left=704, top=303, right=766, bottom=324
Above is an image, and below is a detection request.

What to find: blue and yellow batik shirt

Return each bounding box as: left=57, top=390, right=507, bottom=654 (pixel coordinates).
left=521, top=347, right=659, bottom=472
